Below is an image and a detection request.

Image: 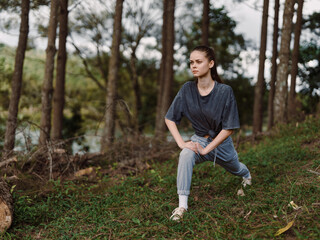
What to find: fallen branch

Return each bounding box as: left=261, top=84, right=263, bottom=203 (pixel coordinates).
left=74, top=167, right=94, bottom=177
left=0, top=157, right=17, bottom=168
left=4, top=176, right=19, bottom=181
left=0, top=180, right=13, bottom=233
left=307, top=169, right=320, bottom=176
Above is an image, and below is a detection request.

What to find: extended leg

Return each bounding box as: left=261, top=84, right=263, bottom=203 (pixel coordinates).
left=213, top=137, right=251, bottom=178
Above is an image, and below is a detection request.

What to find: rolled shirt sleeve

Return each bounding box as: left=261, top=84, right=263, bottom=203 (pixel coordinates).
left=165, top=88, right=184, bottom=124
left=221, top=87, right=240, bottom=130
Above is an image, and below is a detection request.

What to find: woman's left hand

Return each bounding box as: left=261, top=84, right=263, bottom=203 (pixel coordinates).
left=195, top=142, right=208, bottom=155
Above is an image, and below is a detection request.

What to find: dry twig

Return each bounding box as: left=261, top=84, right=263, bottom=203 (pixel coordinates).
left=0, top=157, right=17, bottom=168
left=307, top=169, right=320, bottom=175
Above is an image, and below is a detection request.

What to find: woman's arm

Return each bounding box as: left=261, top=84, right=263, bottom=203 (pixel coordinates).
left=196, top=129, right=233, bottom=155
left=165, top=118, right=198, bottom=153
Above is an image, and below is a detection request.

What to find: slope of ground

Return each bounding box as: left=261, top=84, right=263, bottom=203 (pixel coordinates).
left=3, top=115, right=320, bottom=239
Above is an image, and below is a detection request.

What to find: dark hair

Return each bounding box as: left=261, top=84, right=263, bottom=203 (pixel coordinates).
left=191, top=45, right=223, bottom=83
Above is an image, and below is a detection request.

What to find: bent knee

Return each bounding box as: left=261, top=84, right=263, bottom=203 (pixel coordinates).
left=180, top=148, right=195, bottom=157
left=179, top=148, right=196, bottom=163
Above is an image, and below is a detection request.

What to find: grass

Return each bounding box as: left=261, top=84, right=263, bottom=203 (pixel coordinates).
left=3, top=116, right=320, bottom=239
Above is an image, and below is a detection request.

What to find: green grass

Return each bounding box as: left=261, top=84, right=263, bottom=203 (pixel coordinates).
left=3, top=116, right=320, bottom=239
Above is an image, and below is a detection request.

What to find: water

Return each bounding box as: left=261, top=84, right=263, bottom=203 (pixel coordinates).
left=12, top=128, right=223, bottom=155
left=13, top=126, right=101, bottom=155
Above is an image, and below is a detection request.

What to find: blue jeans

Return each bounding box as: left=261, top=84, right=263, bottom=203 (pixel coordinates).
left=177, top=134, right=251, bottom=196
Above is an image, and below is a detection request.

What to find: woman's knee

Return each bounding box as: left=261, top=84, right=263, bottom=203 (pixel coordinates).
left=179, top=148, right=196, bottom=166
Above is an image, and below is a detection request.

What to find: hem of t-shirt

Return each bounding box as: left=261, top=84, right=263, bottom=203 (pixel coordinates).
left=164, top=117, right=181, bottom=125
left=222, top=126, right=240, bottom=130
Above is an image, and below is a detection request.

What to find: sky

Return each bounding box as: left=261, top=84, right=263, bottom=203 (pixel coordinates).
left=0, top=0, right=319, bottom=81
left=217, top=0, right=320, bottom=83
left=221, top=0, right=319, bottom=43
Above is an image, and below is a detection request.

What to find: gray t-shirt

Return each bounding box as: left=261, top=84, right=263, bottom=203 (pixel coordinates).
left=165, top=81, right=240, bottom=137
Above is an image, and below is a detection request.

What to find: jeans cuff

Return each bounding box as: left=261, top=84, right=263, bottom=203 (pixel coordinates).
left=177, top=190, right=190, bottom=196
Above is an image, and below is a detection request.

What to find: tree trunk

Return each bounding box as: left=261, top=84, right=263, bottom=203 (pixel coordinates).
left=155, top=0, right=175, bottom=135
left=267, top=0, right=280, bottom=130
left=155, top=0, right=168, bottom=135
left=130, top=49, right=142, bottom=133
left=39, top=0, right=59, bottom=146
left=52, top=0, right=68, bottom=141
left=274, top=0, right=295, bottom=124
left=288, top=0, right=304, bottom=120
left=100, top=0, right=124, bottom=151
left=201, top=0, right=210, bottom=46
left=253, top=0, right=269, bottom=135
left=0, top=180, right=13, bottom=233
left=3, top=0, right=30, bottom=156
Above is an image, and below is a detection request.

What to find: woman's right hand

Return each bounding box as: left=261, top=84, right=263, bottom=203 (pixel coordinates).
left=165, top=119, right=198, bottom=153
left=180, top=141, right=198, bottom=153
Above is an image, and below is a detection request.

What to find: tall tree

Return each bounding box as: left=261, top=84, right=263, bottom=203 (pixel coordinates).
left=52, top=0, right=68, bottom=141
left=155, top=0, right=175, bottom=135
left=155, top=0, right=168, bottom=135
left=201, top=0, right=210, bottom=46
left=3, top=0, right=30, bottom=156
left=101, top=0, right=124, bottom=150
left=288, top=0, right=304, bottom=119
left=298, top=12, right=320, bottom=114
left=123, top=0, right=156, bottom=133
left=267, top=0, right=280, bottom=130
left=253, top=0, right=269, bottom=134
left=39, top=0, right=59, bottom=146
left=274, top=0, right=295, bottom=124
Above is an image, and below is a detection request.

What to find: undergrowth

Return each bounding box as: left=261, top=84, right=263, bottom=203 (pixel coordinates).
left=2, top=116, right=320, bottom=239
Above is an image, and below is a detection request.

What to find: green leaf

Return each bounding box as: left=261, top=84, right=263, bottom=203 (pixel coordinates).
left=132, top=218, right=141, bottom=225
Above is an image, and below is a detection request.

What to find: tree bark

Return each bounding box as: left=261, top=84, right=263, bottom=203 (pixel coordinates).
left=0, top=180, right=13, bottom=233
left=253, top=0, right=269, bottom=135
left=155, top=0, right=175, bottom=135
left=52, top=0, right=68, bottom=141
left=155, top=0, right=168, bottom=135
left=267, top=0, right=280, bottom=130
left=201, top=0, right=210, bottom=46
left=288, top=0, right=304, bottom=120
left=100, top=0, right=124, bottom=151
left=274, top=0, right=295, bottom=124
left=130, top=49, right=142, bottom=132
left=39, top=0, right=59, bottom=146
left=3, top=0, right=30, bottom=156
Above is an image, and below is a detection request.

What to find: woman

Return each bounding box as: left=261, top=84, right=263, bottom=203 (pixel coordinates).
left=165, top=46, right=252, bottom=221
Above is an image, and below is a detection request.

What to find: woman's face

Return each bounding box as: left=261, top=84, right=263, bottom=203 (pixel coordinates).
left=189, top=51, right=214, bottom=78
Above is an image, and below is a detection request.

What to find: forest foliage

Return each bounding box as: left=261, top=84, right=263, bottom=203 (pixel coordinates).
left=0, top=0, right=319, bottom=153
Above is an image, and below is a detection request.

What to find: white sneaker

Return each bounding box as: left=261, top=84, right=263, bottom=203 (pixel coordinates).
left=170, top=207, right=187, bottom=221
left=242, top=177, right=252, bottom=187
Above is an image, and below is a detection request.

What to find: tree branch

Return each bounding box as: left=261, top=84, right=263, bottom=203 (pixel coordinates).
left=70, top=40, right=106, bottom=91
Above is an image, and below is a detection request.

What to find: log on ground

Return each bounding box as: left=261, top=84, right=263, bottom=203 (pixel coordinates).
left=0, top=180, right=13, bottom=232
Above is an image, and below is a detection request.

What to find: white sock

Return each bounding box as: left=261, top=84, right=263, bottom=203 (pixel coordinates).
left=179, top=194, right=188, bottom=210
